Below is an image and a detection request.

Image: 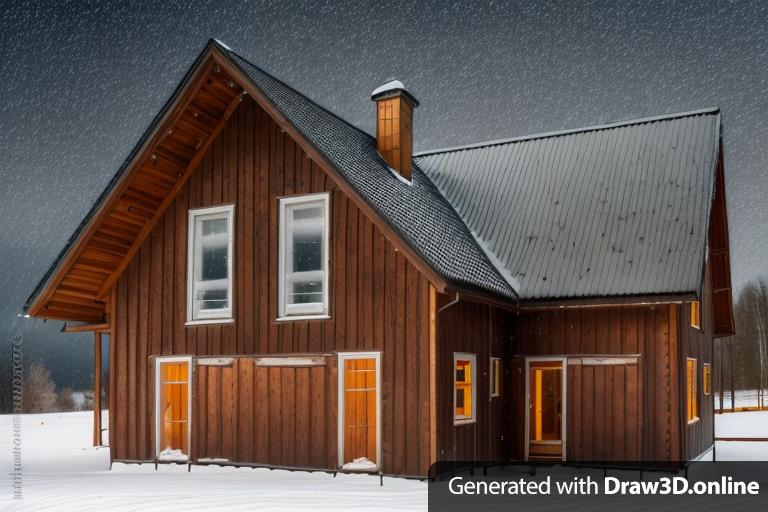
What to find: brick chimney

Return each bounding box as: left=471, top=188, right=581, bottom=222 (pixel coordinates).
left=371, top=80, right=419, bottom=181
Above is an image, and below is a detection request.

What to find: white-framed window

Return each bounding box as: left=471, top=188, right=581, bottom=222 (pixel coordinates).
left=278, top=193, right=330, bottom=319
left=490, top=357, right=502, bottom=398
left=454, top=352, right=477, bottom=425
left=187, top=204, right=234, bottom=324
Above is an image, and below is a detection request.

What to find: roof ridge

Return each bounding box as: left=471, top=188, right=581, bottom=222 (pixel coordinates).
left=214, top=40, right=376, bottom=142
left=414, top=107, right=720, bottom=158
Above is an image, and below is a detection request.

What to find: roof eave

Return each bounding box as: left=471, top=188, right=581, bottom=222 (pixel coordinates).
left=24, top=39, right=226, bottom=318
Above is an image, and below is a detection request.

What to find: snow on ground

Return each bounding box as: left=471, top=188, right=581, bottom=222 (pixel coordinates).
left=0, top=411, right=767, bottom=510
left=0, top=412, right=426, bottom=511
left=712, top=410, right=768, bottom=462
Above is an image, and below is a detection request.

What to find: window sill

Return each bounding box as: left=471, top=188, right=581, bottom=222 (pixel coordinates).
left=185, top=318, right=234, bottom=326
left=276, top=315, right=331, bottom=322
left=687, top=417, right=700, bottom=425
left=454, top=418, right=477, bottom=426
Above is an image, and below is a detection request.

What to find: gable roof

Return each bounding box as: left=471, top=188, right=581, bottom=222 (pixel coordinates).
left=24, top=40, right=517, bottom=320
left=415, top=109, right=722, bottom=300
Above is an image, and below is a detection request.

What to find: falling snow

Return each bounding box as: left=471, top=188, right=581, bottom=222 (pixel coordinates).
left=1, top=0, right=767, bottom=388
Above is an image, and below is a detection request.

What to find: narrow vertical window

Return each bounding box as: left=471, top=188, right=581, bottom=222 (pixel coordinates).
left=691, top=301, right=700, bottom=329
left=454, top=353, right=476, bottom=424
left=279, top=194, right=330, bottom=318
left=703, top=363, right=712, bottom=396
left=490, top=357, right=502, bottom=397
left=187, top=205, right=234, bottom=323
left=686, top=358, right=698, bottom=423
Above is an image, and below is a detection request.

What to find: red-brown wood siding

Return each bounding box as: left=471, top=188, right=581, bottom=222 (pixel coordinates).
left=680, top=263, right=715, bottom=460
left=708, top=149, right=735, bottom=337
left=194, top=357, right=337, bottom=468
left=109, top=97, right=433, bottom=476
left=510, top=304, right=682, bottom=463
left=435, top=298, right=508, bottom=462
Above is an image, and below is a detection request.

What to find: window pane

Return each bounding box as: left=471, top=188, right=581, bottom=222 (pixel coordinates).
left=202, top=245, right=228, bottom=280
left=291, top=279, right=323, bottom=304
left=456, top=389, right=465, bottom=408
left=283, top=198, right=327, bottom=314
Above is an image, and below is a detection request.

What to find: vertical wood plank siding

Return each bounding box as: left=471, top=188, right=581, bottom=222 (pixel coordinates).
left=680, top=263, right=715, bottom=460
left=110, top=98, right=433, bottom=476
left=511, top=304, right=683, bottom=463
left=435, top=298, right=508, bottom=462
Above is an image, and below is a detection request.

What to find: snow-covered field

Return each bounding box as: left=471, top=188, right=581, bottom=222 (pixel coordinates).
left=0, top=412, right=426, bottom=511
left=1, top=411, right=767, bottom=510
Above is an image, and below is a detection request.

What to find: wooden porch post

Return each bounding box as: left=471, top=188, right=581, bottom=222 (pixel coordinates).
left=93, top=331, right=102, bottom=446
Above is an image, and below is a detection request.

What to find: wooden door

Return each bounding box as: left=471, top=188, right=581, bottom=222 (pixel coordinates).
left=340, top=356, right=379, bottom=471
left=156, top=359, right=190, bottom=461
left=527, top=360, right=564, bottom=460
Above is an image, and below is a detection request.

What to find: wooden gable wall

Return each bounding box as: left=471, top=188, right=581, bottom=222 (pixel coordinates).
left=109, top=96, right=434, bottom=476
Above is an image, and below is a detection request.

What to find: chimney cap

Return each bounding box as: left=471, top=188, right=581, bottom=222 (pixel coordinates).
left=371, top=79, right=419, bottom=107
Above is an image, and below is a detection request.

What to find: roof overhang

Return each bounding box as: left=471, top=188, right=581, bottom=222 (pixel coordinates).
left=25, top=40, right=462, bottom=322
left=25, top=41, right=246, bottom=321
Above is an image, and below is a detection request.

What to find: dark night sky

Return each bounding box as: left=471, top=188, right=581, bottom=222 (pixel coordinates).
left=1, top=0, right=767, bottom=389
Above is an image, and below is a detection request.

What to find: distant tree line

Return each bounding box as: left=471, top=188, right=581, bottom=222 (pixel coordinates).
left=715, top=277, right=768, bottom=407
left=0, top=360, right=107, bottom=414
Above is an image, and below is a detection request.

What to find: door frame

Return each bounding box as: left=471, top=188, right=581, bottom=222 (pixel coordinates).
left=154, top=356, right=193, bottom=460
left=524, top=356, right=567, bottom=461
left=337, top=351, right=382, bottom=470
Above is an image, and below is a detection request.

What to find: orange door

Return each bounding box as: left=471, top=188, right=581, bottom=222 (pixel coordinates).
left=157, top=361, right=189, bottom=459
left=342, top=358, right=378, bottom=469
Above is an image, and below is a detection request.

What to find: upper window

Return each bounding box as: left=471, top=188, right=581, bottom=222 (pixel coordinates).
left=691, top=301, right=701, bottom=329
left=454, top=353, right=477, bottom=424
left=686, top=358, right=698, bottom=423
left=187, top=205, right=234, bottom=323
left=279, top=194, right=330, bottom=318
left=490, top=357, right=502, bottom=397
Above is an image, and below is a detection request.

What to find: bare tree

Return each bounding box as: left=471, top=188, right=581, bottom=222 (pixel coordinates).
left=56, top=387, right=76, bottom=412
left=22, top=363, right=57, bottom=413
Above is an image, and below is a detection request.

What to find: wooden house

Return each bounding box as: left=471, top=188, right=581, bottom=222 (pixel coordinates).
left=24, top=40, right=734, bottom=476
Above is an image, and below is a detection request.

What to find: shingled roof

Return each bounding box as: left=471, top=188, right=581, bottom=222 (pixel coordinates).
left=415, top=109, right=722, bottom=300
left=221, top=46, right=518, bottom=300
